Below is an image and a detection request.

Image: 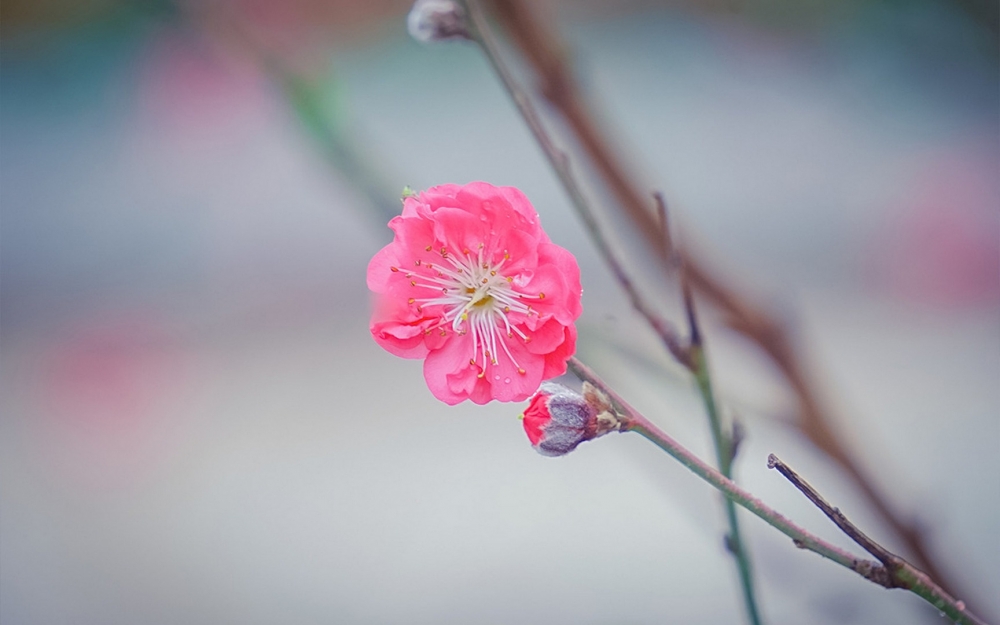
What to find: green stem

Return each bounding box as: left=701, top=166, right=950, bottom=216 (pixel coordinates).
left=692, top=346, right=762, bottom=625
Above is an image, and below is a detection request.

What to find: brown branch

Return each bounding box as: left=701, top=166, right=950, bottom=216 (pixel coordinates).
left=478, top=0, right=967, bottom=605
left=767, top=454, right=987, bottom=625
left=768, top=454, right=895, bottom=567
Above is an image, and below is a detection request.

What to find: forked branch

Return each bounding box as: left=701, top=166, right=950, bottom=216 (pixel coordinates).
left=767, top=454, right=985, bottom=624
left=567, top=358, right=986, bottom=625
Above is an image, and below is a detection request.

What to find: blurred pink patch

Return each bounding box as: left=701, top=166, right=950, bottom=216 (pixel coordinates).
left=134, top=28, right=267, bottom=138
left=874, top=151, right=1000, bottom=307
left=367, top=182, right=582, bottom=405
left=40, top=313, right=190, bottom=488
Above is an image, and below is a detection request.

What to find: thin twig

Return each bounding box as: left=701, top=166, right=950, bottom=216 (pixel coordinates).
left=768, top=454, right=892, bottom=564
left=475, top=0, right=964, bottom=603
left=463, top=0, right=690, bottom=369
left=658, top=194, right=763, bottom=624
left=767, top=454, right=986, bottom=625
left=566, top=357, right=986, bottom=625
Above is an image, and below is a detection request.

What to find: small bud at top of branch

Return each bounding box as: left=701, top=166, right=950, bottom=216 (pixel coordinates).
left=407, top=0, right=470, bottom=43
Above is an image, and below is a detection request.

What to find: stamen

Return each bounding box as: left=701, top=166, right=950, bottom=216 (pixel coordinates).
left=408, top=244, right=542, bottom=377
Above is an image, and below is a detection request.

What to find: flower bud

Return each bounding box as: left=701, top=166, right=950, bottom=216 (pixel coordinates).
left=407, top=0, right=470, bottom=43
left=521, top=383, right=593, bottom=456
left=521, top=381, right=626, bottom=456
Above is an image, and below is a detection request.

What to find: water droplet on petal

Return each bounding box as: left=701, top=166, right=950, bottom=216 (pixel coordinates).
left=494, top=374, right=501, bottom=381
left=504, top=377, right=511, bottom=384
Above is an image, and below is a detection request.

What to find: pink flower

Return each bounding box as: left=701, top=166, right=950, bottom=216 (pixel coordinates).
left=367, top=182, right=582, bottom=405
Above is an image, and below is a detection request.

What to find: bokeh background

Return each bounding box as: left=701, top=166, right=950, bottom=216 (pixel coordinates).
left=2, top=1, right=997, bottom=623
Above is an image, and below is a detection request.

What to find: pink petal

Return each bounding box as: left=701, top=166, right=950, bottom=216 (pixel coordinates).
left=423, top=334, right=476, bottom=405
left=541, top=325, right=576, bottom=380
left=485, top=337, right=544, bottom=402
left=366, top=245, right=401, bottom=293
left=432, top=206, right=487, bottom=257
left=370, top=296, right=432, bottom=359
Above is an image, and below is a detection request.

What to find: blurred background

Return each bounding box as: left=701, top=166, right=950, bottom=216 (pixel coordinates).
left=1, top=0, right=997, bottom=623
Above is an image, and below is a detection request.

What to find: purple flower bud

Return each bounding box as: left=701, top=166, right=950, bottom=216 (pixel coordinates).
left=407, top=0, right=469, bottom=43
left=520, top=382, right=599, bottom=457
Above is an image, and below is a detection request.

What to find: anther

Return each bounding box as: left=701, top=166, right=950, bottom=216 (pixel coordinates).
left=408, top=298, right=415, bottom=304
left=425, top=245, right=432, bottom=252
left=517, top=368, right=526, bottom=375
left=538, top=292, right=545, bottom=299
left=490, top=270, right=497, bottom=276
left=415, top=260, right=421, bottom=266
left=390, top=267, right=399, bottom=272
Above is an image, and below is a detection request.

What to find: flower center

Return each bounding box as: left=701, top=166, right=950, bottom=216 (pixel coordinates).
left=398, top=245, right=543, bottom=375
left=470, top=293, right=494, bottom=308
